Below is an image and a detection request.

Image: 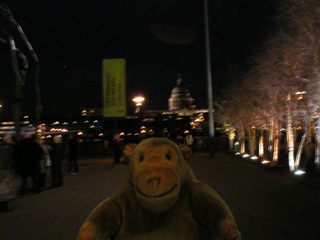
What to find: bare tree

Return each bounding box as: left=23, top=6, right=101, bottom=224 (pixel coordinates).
left=218, top=0, right=320, bottom=173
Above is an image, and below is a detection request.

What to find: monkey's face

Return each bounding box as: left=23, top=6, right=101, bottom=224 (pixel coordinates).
left=132, top=144, right=181, bottom=213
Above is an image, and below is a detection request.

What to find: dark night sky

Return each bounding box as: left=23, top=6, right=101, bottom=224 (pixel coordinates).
left=0, top=0, right=280, bottom=119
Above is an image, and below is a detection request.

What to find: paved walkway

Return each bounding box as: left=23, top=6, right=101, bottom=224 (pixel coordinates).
left=1, top=151, right=320, bottom=240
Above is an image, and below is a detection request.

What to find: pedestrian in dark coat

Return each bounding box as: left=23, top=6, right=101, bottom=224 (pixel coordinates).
left=14, top=133, right=44, bottom=194
left=50, top=135, right=65, bottom=188
left=0, top=134, right=18, bottom=212
left=113, top=134, right=123, bottom=164
left=67, top=134, right=79, bottom=174
left=102, top=138, right=110, bottom=157
left=38, top=138, right=51, bottom=188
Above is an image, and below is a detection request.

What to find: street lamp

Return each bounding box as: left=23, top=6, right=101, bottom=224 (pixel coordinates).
left=204, top=0, right=214, bottom=137
left=132, top=96, right=145, bottom=114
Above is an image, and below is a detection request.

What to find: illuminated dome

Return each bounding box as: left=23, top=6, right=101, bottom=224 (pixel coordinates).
left=168, top=74, right=194, bottom=111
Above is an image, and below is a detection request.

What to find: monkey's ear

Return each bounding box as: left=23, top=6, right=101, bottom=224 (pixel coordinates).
left=123, top=143, right=137, bottom=158
left=179, top=145, right=193, bottom=160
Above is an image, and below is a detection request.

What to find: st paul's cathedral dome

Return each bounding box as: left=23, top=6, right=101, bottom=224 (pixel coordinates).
left=168, top=74, right=194, bottom=111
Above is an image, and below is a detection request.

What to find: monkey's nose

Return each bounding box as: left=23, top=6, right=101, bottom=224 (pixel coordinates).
left=148, top=177, right=161, bottom=190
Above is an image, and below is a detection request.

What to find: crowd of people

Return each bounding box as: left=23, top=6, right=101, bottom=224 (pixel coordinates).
left=0, top=133, right=80, bottom=213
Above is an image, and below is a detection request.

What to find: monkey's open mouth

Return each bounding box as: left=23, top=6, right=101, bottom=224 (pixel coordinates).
left=136, top=184, right=177, bottom=198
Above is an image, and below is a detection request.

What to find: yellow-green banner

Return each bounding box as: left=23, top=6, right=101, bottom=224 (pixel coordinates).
left=102, top=59, right=126, bottom=117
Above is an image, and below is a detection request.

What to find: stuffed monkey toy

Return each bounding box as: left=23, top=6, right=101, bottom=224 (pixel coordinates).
left=77, top=137, right=241, bottom=240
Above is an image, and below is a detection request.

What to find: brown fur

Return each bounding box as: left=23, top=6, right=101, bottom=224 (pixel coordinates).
left=77, top=138, right=241, bottom=240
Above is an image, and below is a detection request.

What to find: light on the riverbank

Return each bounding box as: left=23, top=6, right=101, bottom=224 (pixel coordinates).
left=294, top=170, right=306, bottom=175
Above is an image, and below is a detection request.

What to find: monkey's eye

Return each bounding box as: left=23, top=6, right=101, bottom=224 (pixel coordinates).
left=166, top=153, right=171, bottom=160
left=139, top=154, right=144, bottom=162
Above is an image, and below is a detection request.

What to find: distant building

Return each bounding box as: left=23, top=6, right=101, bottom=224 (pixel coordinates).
left=0, top=74, right=208, bottom=139
left=82, top=107, right=102, bottom=117
left=81, top=73, right=206, bottom=117
left=168, top=73, right=194, bottom=111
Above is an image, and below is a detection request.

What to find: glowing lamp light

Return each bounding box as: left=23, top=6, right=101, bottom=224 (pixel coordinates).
left=132, top=96, right=145, bottom=114
left=132, top=96, right=145, bottom=103
left=242, top=154, right=250, bottom=158
left=250, top=156, right=258, bottom=160
left=235, top=152, right=240, bottom=155
left=261, top=160, right=271, bottom=165
left=295, top=91, right=306, bottom=95
left=294, top=170, right=306, bottom=175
